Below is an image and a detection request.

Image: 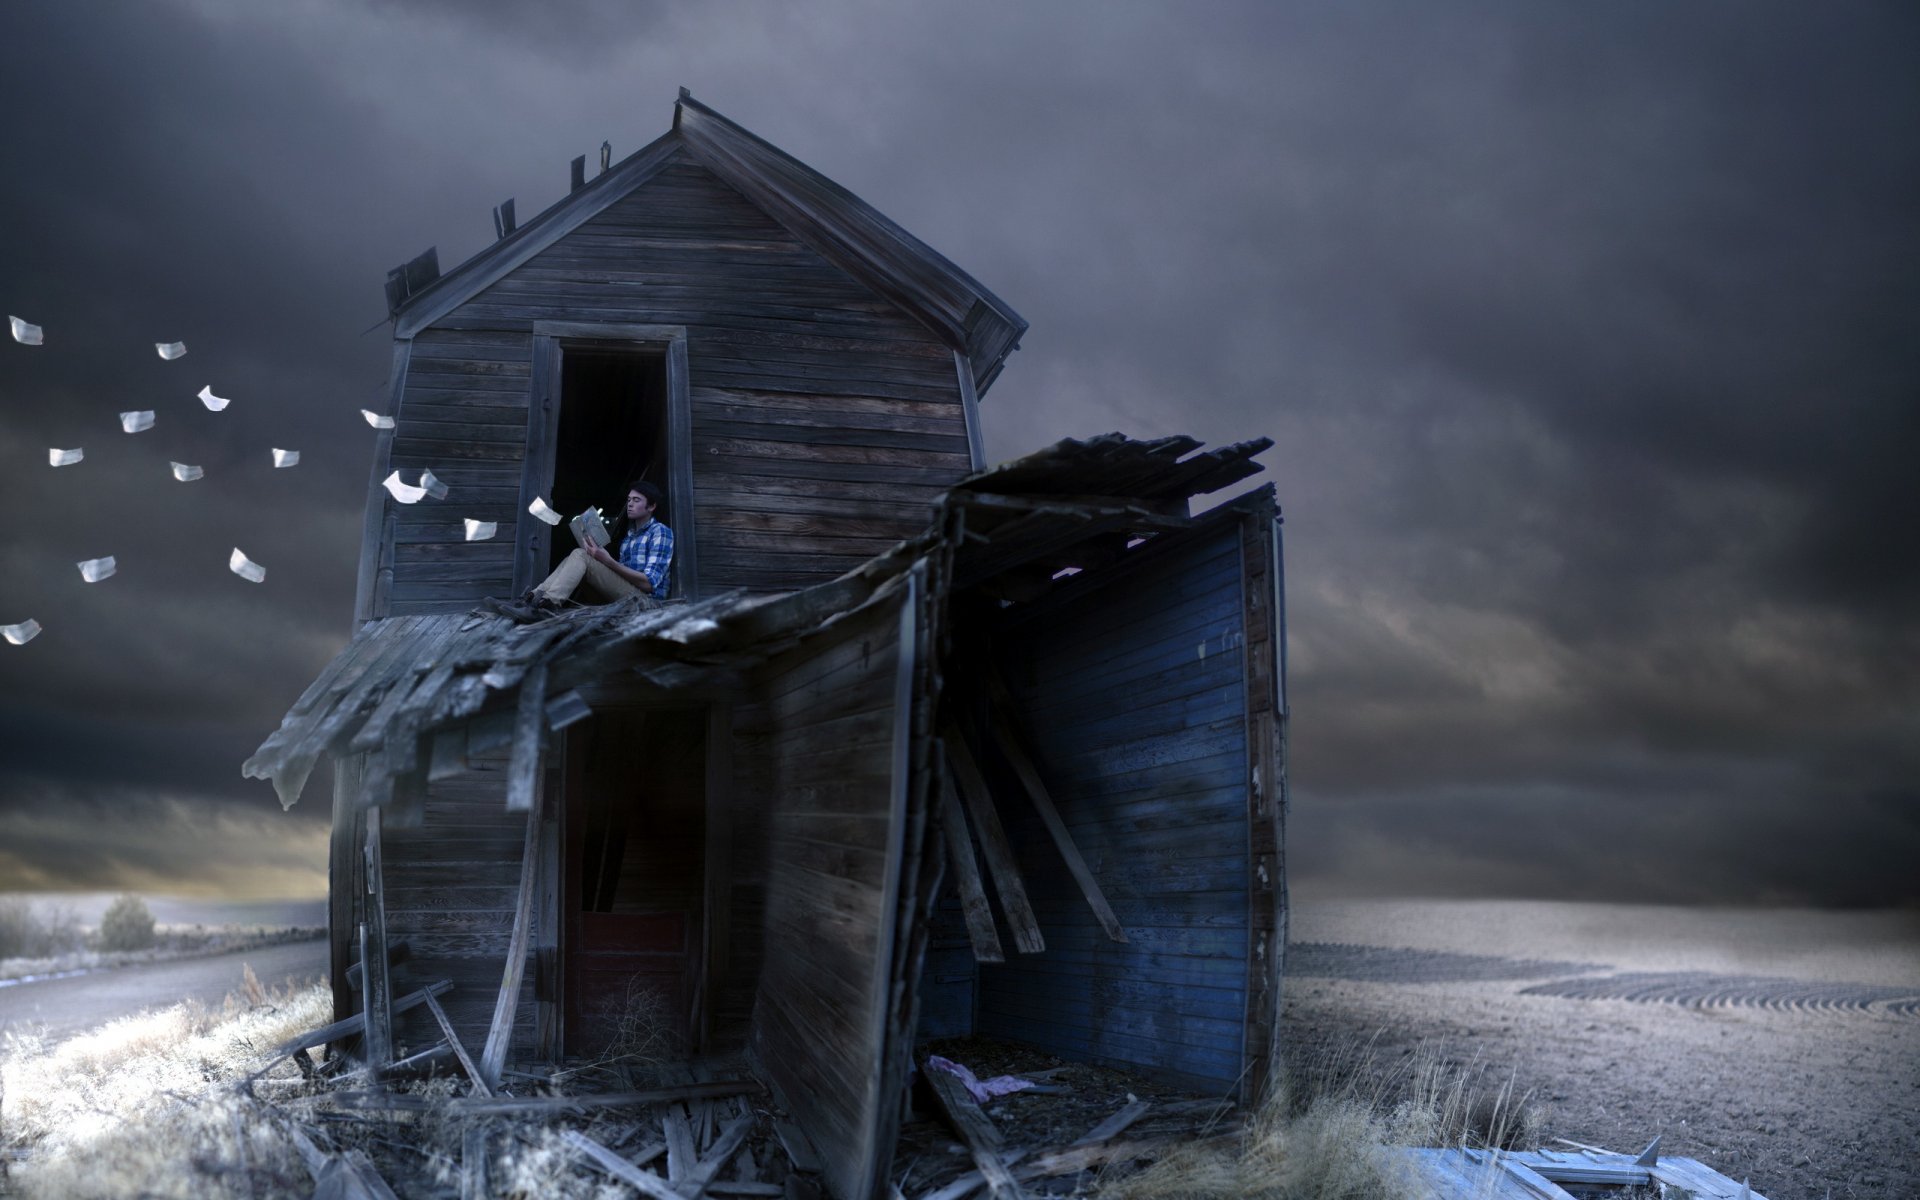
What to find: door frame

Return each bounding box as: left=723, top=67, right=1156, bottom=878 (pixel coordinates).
left=513, top=321, right=697, bottom=600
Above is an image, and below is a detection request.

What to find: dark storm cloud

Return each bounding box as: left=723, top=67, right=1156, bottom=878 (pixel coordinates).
left=0, top=1, right=1913, bottom=903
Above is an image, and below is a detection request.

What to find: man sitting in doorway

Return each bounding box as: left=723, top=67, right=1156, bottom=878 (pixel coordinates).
left=501, top=479, right=673, bottom=621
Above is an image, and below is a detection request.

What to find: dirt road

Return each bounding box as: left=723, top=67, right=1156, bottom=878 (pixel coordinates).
left=0, top=937, right=326, bottom=1045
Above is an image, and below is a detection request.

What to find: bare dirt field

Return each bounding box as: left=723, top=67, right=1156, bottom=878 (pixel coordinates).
left=1283, top=898, right=1920, bottom=1200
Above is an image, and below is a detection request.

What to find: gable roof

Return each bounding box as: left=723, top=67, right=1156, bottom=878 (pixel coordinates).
left=390, top=90, right=1028, bottom=396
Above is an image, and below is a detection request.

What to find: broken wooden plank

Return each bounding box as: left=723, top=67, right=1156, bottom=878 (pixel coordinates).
left=937, top=758, right=1004, bottom=963
left=480, top=808, right=541, bottom=1088
left=709, top=1185, right=785, bottom=1198
left=681, top=1113, right=756, bottom=1199
left=940, top=725, right=1043, bottom=954
left=310, top=1149, right=404, bottom=1200
left=918, top=1137, right=1184, bottom=1200
left=332, top=1041, right=451, bottom=1088
left=1070, top=1099, right=1152, bottom=1146
left=422, top=989, right=492, bottom=1096
left=977, top=669, right=1128, bottom=943
left=562, top=1131, right=681, bottom=1200
left=268, top=980, right=453, bottom=1059
left=923, top=1066, right=1027, bottom=1200
left=504, top=660, right=548, bottom=812
left=664, top=1108, right=697, bottom=1181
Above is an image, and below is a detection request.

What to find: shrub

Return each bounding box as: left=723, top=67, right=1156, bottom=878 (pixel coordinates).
left=0, top=897, right=85, bottom=960
left=97, top=895, right=156, bottom=952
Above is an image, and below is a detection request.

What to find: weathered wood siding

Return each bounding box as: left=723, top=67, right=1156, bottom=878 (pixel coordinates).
left=379, top=759, right=539, bottom=1059
left=976, top=522, right=1251, bottom=1092
left=749, top=593, right=913, bottom=1200
left=375, top=150, right=971, bottom=616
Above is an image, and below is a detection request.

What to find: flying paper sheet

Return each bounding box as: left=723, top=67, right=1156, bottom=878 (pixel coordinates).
left=528, top=497, right=563, bottom=526
left=170, top=462, right=204, bottom=482
left=464, top=519, right=497, bottom=541
left=78, top=557, right=116, bottom=583
left=120, top=410, right=155, bottom=433
left=230, top=547, right=266, bottom=583
left=2, top=619, right=42, bottom=646
left=272, top=448, right=300, bottom=468
left=196, top=385, right=230, bottom=412
left=419, top=469, right=449, bottom=500
left=382, top=470, right=426, bottom=504
left=9, top=317, right=42, bottom=345
left=155, top=341, right=186, bottom=360
left=361, top=409, right=395, bottom=430
left=48, top=448, right=83, bottom=467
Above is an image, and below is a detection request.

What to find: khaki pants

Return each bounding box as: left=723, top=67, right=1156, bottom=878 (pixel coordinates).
left=534, top=548, right=659, bottom=607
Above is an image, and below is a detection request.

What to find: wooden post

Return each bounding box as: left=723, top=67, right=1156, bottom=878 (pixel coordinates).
left=701, top=703, right=734, bottom=1050
left=481, top=802, right=543, bottom=1087
left=361, top=811, right=394, bottom=1079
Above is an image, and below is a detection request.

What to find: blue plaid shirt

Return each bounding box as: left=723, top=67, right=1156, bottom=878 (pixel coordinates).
left=619, top=520, right=674, bottom=598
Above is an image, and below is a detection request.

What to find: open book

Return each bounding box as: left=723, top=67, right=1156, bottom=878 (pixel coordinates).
left=569, top=506, right=611, bottom=550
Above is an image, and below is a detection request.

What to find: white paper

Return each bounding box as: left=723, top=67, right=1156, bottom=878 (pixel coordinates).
left=155, top=341, right=186, bottom=360
left=48, top=448, right=83, bottom=467
left=419, top=469, right=449, bottom=500
left=528, top=496, right=563, bottom=526
left=196, top=385, right=230, bottom=412
left=382, top=469, right=426, bottom=504
left=463, top=518, right=497, bottom=541
left=272, top=448, right=300, bottom=468
left=361, top=408, right=394, bottom=430
left=9, top=317, right=43, bottom=346
left=230, top=547, right=266, bottom=583
left=170, top=462, right=204, bottom=482
left=2, top=619, right=42, bottom=646
left=120, top=410, right=155, bottom=433
left=78, top=556, right=116, bottom=583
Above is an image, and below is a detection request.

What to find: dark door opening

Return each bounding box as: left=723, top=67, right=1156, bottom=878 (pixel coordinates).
left=563, top=706, right=707, bottom=1059
left=549, top=346, right=671, bottom=576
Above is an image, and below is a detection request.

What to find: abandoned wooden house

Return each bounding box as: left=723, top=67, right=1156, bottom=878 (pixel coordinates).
left=246, top=91, right=1289, bottom=1200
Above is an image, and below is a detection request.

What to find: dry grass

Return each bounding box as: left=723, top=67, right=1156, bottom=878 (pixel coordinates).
left=0, top=976, right=680, bottom=1200
left=1, top=978, right=328, bottom=1198
left=1099, top=1034, right=1545, bottom=1199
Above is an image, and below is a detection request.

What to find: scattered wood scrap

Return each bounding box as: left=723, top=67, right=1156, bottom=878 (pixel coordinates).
left=923, top=1065, right=1028, bottom=1200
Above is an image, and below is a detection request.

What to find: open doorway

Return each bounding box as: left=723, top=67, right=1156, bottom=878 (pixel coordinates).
left=516, top=324, right=696, bottom=600
left=547, top=346, right=670, bottom=576
left=562, top=706, right=707, bottom=1059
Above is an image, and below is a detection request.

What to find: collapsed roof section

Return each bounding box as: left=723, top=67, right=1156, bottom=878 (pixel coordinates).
left=243, top=432, right=1272, bottom=816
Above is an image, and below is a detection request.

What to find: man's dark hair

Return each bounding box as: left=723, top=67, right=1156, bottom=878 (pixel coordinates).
left=627, top=479, right=665, bottom=511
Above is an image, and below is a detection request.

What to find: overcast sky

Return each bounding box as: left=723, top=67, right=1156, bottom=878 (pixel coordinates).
left=0, top=1, right=1914, bottom=906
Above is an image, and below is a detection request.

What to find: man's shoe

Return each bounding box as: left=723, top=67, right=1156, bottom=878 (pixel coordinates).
left=482, top=596, right=544, bottom=624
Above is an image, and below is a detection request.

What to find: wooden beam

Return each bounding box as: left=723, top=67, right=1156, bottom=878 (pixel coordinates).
left=976, top=670, right=1128, bottom=944
left=923, top=1067, right=1028, bottom=1200
left=937, top=753, right=1003, bottom=963
left=940, top=722, right=1043, bottom=954
left=422, top=990, right=493, bottom=1097
left=269, top=980, right=453, bottom=1058
left=328, top=757, right=363, bottom=1027
left=562, top=1131, right=681, bottom=1200
left=480, top=808, right=542, bottom=1087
